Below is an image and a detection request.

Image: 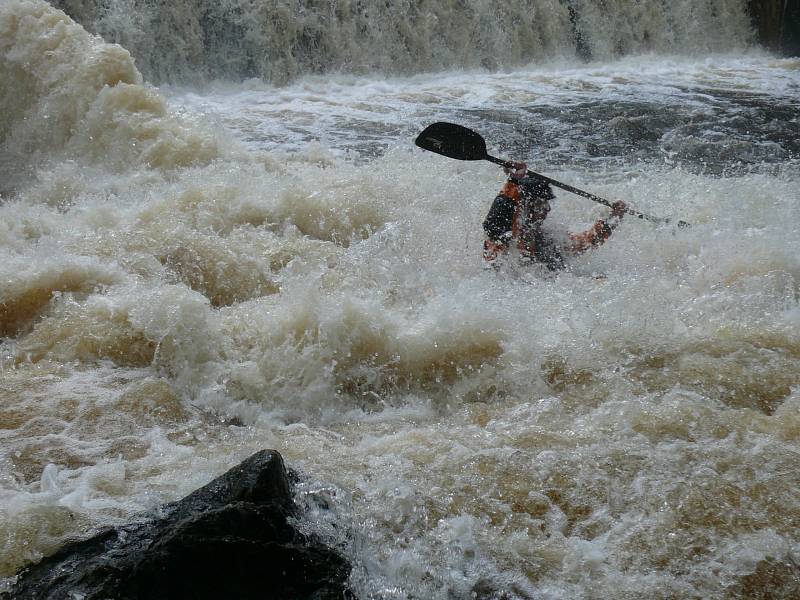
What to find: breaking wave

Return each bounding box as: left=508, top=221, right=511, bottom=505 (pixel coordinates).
left=0, top=0, right=219, bottom=187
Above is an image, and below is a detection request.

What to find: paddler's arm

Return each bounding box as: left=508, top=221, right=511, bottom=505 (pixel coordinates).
left=568, top=201, right=626, bottom=254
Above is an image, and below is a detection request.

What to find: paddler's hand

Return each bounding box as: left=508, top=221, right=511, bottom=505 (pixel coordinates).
left=503, top=161, right=527, bottom=180
left=610, top=201, right=626, bottom=218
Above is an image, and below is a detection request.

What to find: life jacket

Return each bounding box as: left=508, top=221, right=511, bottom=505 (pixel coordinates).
left=502, top=181, right=527, bottom=245
left=483, top=179, right=615, bottom=270
left=483, top=180, right=565, bottom=270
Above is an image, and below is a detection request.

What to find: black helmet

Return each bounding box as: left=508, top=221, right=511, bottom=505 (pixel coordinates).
left=516, top=176, right=555, bottom=202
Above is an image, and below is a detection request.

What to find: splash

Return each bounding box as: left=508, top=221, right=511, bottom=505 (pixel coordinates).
left=0, top=0, right=219, bottom=188
left=1, top=2, right=799, bottom=599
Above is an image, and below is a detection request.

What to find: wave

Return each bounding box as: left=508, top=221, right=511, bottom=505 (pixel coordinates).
left=0, top=0, right=220, bottom=188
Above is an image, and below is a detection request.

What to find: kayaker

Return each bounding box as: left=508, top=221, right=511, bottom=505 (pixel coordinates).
left=482, top=161, right=626, bottom=270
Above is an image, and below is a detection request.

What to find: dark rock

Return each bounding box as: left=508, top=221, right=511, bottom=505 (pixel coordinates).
left=749, top=0, right=800, bottom=56
left=5, top=450, right=354, bottom=600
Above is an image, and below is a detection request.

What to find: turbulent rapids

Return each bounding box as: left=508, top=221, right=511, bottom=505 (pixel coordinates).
left=2, top=0, right=800, bottom=598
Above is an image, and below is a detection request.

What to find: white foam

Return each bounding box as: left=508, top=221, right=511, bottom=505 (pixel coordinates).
left=1, top=4, right=799, bottom=598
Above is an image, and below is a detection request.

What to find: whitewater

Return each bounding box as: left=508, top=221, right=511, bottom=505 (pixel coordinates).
left=1, top=0, right=799, bottom=598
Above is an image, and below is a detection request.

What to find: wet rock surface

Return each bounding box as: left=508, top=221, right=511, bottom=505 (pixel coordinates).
left=5, top=450, right=354, bottom=600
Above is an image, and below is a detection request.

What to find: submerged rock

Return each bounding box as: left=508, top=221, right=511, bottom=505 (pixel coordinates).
left=5, top=450, right=354, bottom=600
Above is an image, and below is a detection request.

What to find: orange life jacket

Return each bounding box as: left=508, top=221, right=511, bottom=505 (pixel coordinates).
left=483, top=180, right=613, bottom=266
left=483, top=180, right=545, bottom=261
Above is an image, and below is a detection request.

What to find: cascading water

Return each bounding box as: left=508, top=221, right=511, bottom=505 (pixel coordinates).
left=2, top=0, right=799, bottom=598
left=50, top=0, right=757, bottom=84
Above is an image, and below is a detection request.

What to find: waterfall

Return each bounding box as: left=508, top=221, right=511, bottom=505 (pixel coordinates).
left=50, top=0, right=757, bottom=85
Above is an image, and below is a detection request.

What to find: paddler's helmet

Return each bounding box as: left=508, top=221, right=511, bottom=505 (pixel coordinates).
left=516, top=176, right=555, bottom=200
left=515, top=176, right=555, bottom=206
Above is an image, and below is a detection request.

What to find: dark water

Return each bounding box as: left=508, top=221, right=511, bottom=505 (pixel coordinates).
left=171, top=61, right=800, bottom=177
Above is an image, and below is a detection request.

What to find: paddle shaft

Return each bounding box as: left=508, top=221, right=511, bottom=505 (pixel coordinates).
left=486, top=154, right=673, bottom=225
left=413, top=121, right=689, bottom=227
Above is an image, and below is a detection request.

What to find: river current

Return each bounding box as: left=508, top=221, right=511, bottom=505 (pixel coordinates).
left=2, top=1, right=800, bottom=598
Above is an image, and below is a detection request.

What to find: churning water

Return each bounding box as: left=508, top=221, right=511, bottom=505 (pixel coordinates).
left=2, top=1, right=800, bottom=598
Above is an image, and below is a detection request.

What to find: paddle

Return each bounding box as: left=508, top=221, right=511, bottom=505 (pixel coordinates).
left=414, top=122, right=690, bottom=228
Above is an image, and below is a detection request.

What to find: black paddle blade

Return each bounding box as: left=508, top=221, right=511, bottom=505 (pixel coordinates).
left=414, top=122, right=488, bottom=161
